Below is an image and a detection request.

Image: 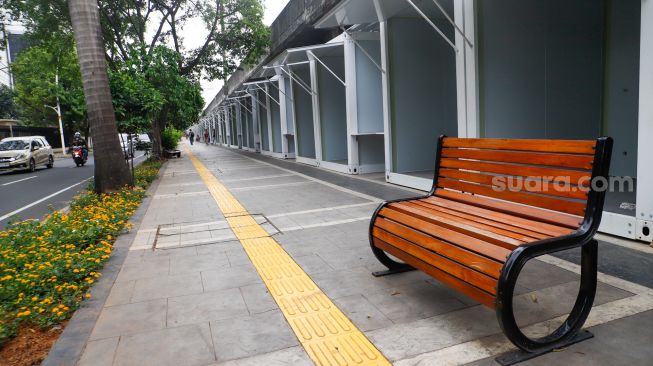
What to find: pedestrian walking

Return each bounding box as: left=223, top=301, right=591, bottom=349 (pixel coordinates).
left=204, top=130, right=210, bottom=145
left=189, top=130, right=195, bottom=145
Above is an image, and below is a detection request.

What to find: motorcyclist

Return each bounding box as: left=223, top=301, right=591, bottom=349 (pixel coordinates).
left=72, top=132, right=88, bottom=160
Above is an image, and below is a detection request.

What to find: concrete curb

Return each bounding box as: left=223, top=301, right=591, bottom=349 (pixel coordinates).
left=42, top=162, right=167, bottom=366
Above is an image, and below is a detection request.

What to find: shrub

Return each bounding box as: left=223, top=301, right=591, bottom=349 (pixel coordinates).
left=161, top=127, right=182, bottom=151
left=0, top=159, right=162, bottom=346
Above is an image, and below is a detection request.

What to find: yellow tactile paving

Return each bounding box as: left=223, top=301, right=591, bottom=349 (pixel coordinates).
left=186, top=149, right=391, bottom=366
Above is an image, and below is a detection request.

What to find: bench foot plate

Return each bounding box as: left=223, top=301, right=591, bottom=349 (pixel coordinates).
left=372, top=266, right=415, bottom=277
left=495, top=330, right=593, bottom=366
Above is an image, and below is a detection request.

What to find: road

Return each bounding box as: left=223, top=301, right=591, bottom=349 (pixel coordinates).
left=0, top=153, right=146, bottom=229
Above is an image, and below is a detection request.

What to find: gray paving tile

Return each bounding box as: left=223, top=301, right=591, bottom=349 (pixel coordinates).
left=113, top=323, right=216, bottom=366
left=166, top=288, right=249, bottom=327
left=367, top=304, right=499, bottom=361
left=115, top=259, right=170, bottom=283
left=513, top=281, right=633, bottom=328
left=180, top=231, right=212, bottom=242
left=78, top=337, right=119, bottom=366
left=311, top=266, right=429, bottom=299
left=226, top=246, right=253, bottom=267
left=143, top=246, right=198, bottom=259
left=169, top=252, right=230, bottom=275
left=215, top=346, right=312, bottom=366
left=90, top=299, right=167, bottom=340
left=122, top=250, right=144, bottom=265
left=131, top=273, right=204, bottom=303
left=317, top=246, right=383, bottom=271
left=293, top=253, right=335, bottom=275
left=196, top=241, right=243, bottom=256
left=333, top=294, right=393, bottom=332
left=363, top=281, right=469, bottom=324
left=104, top=281, right=135, bottom=307
left=210, top=311, right=299, bottom=363
left=239, top=283, right=277, bottom=315
left=201, top=265, right=261, bottom=292
left=516, top=259, right=579, bottom=291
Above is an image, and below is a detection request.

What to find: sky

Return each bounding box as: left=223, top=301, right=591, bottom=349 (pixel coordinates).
left=195, top=0, right=290, bottom=108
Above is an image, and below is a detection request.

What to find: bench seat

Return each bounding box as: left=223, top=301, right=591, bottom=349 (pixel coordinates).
left=368, top=136, right=613, bottom=358
left=371, top=191, right=580, bottom=308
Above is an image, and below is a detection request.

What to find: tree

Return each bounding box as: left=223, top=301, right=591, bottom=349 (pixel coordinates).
left=125, top=45, right=203, bottom=155
left=5, top=0, right=270, bottom=78
left=6, top=0, right=269, bottom=156
left=10, top=39, right=87, bottom=137
left=109, top=66, right=164, bottom=135
left=0, top=85, right=19, bottom=119
left=68, top=0, right=131, bottom=193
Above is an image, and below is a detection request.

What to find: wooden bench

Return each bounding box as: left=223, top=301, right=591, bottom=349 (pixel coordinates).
left=165, top=149, right=181, bottom=158
left=369, top=136, right=612, bottom=363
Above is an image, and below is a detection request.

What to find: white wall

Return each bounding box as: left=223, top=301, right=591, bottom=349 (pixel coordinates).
left=293, top=65, right=316, bottom=158
left=388, top=17, right=458, bottom=173
left=317, top=55, right=348, bottom=162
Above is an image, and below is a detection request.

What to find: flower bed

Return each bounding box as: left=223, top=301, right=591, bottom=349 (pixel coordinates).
left=0, top=159, right=162, bottom=347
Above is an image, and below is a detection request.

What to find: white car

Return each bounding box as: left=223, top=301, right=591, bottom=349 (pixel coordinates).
left=0, top=136, right=54, bottom=173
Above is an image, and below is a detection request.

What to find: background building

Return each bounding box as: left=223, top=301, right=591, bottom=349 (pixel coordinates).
left=195, top=0, right=651, bottom=243
left=1, top=22, right=28, bottom=88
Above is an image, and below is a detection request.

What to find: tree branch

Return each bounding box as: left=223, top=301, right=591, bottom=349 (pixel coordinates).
left=99, top=5, right=129, bottom=61
left=180, top=0, right=222, bottom=75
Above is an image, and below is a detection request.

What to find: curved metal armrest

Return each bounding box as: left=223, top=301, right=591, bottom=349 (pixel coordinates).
left=497, top=230, right=599, bottom=353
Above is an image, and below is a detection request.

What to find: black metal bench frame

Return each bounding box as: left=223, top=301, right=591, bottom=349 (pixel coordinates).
left=368, top=135, right=613, bottom=365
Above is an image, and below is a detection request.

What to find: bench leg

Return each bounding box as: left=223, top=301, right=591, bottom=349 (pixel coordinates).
left=372, top=265, right=415, bottom=277
left=496, top=240, right=598, bottom=359
left=370, top=246, right=415, bottom=277
left=495, top=330, right=593, bottom=366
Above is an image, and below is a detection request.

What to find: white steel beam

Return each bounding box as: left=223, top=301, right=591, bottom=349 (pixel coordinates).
left=431, top=0, right=473, bottom=47
left=403, top=0, right=458, bottom=52
left=636, top=0, right=653, bottom=241
left=307, top=50, right=346, bottom=87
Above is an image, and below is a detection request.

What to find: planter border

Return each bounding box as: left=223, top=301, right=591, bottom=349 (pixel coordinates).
left=42, top=161, right=167, bottom=366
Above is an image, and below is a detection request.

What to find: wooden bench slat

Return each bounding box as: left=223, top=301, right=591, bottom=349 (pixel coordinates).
left=387, top=203, right=525, bottom=248
left=440, top=158, right=592, bottom=187
left=410, top=200, right=550, bottom=240
left=378, top=208, right=512, bottom=261
left=373, top=222, right=504, bottom=278
left=438, top=168, right=589, bottom=200
left=423, top=196, right=573, bottom=237
left=437, top=179, right=587, bottom=216
left=435, top=189, right=583, bottom=228
left=440, top=148, right=594, bottom=170
left=373, top=229, right=498, bottom=294
left=373, top=238, right=496, bottom=308
left=397, top=201, right=540, bottom=243
left=442, top=138, right=596, bottom=154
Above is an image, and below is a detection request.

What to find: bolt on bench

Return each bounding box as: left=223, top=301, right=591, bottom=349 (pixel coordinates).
left=369, top=136, right=612, bottom=364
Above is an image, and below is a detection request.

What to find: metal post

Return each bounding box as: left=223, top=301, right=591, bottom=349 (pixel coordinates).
left=55, top=72, right=66, bottom=154
left=307, top=50, right=346, bottom=87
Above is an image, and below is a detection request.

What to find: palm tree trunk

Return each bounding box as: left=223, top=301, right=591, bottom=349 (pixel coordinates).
left=69, top=0, right=131, bottom=193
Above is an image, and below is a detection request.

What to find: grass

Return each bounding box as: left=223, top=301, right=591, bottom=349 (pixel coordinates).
left=0, top=159, right=162, bottom=346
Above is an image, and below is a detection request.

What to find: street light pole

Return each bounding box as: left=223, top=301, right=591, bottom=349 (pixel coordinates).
left=44, top=71, right=66, bottom=155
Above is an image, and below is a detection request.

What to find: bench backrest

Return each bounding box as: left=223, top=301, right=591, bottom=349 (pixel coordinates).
left=432, top=137, right=613, bottom=230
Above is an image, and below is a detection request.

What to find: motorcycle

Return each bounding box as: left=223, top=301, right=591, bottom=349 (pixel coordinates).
left=72, top=146, right=87, bottom=167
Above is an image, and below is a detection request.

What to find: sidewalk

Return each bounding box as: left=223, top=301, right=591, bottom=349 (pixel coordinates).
left=49, top=142, right=653, bottom=366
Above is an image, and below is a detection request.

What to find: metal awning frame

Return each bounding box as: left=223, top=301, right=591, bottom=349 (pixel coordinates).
left=306, top=50, right=346, bottom=87
left=253, top=83, right=280, bottom=106
left=342, top=28, right=386, bottom=74
left=264, top=64, right=315, bottom=97
left=226, top=96, right=253, bottom=114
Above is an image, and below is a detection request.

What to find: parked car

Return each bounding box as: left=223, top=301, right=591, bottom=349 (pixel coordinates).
left=0, top=136, right=54, bottom=173
left=134, top=134, right=152, bottom=152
